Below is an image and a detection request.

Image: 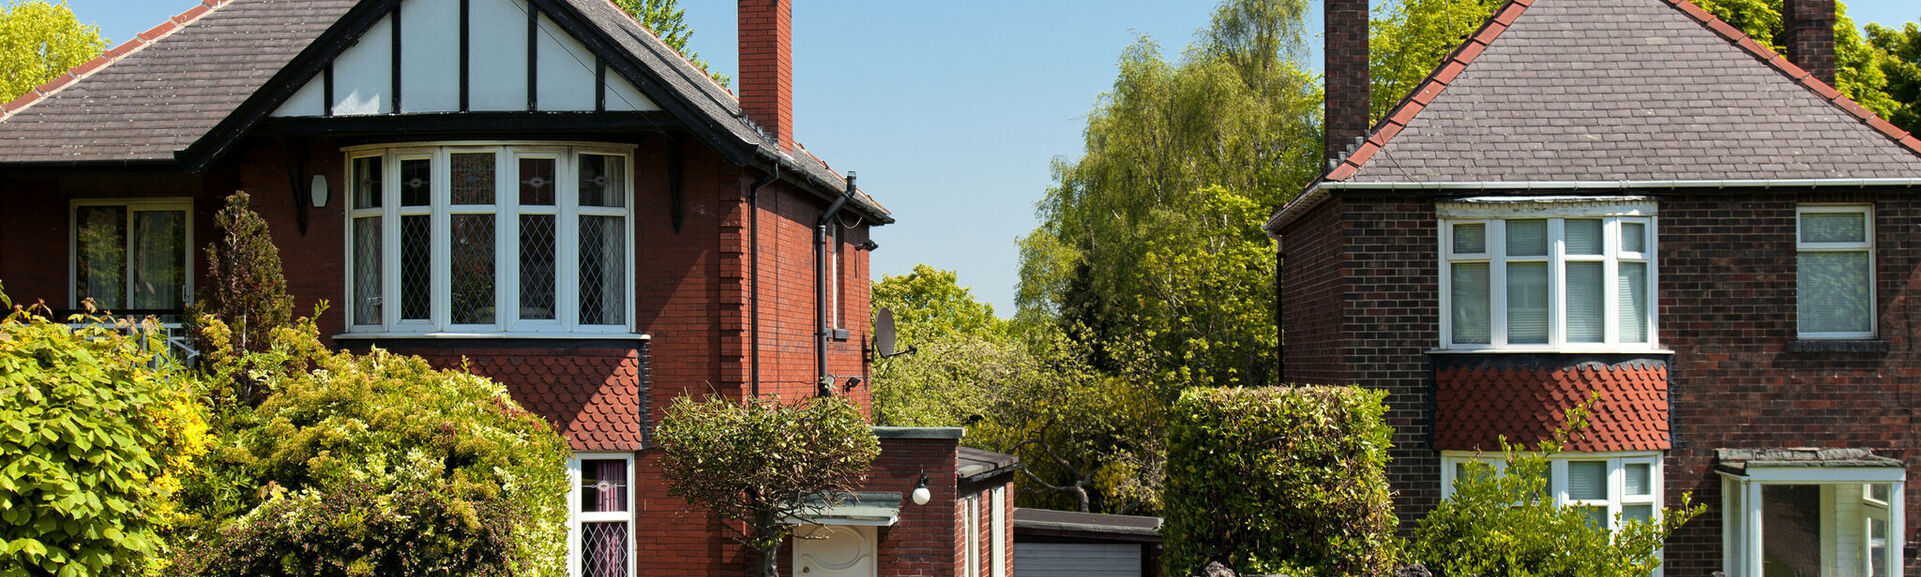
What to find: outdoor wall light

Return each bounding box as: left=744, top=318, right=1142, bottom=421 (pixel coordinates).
left=854, top=240, right=879, bottom=251
left=310, top=174, right=329, bottom=208
left=911, top=471, right=931, bottom=506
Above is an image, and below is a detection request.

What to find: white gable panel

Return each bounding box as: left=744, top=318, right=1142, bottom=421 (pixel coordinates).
left=470, top=0, right=529, bottom=111
left=274, top=74, right=326, bottom=117
left=399, top=0, right=460, bottom=112
left=535, top=13, right=596, bottom=111
left=332, top=16, right=394, bottom=115
left=604, top=72, right=658, bottom=112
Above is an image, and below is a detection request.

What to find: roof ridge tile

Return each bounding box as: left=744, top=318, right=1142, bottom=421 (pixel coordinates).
left=0, top=0, right=226, bottom=120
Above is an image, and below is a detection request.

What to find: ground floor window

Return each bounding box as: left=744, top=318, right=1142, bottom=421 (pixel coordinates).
left=1441, top=451, right=1664, bottom=532
left=1721, top=468, right=1906, bottom=577
left=571, top=453, right=633, bottom=577
left=71, top=199, right=192, bottom=317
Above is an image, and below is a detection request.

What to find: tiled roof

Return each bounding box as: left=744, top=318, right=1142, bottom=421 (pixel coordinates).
left=414, top=346, right=646, bottom=452
left=1329, top=0, right=1921, bottom=185
left=1434, top=360, right=1668, bottom=452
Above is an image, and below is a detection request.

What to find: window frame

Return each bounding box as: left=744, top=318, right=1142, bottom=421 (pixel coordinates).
left=342, top=141, right=637, bottom=337
left=1795, top=204, right=1876, bottom=340
left=1437, top=201, right=1658, bottom=352
left=68, top=197, right=196, bottom=314
left=568, top=452, right=635, bottom=577
left=1439, top=451, right=1665, bottom=534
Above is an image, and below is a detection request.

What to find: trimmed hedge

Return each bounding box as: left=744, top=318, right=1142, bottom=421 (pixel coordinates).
left=1162, top=386, right=1397, bottom=577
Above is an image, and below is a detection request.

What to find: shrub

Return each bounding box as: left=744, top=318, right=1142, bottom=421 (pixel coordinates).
left=176, top=319, right=570, bottom=577
left=191, top=192, right=293, bottom=405
left=0, top=297, right=210, bottom=576
left=1162, top=386, right=1397, bottom=577
left=1407, top=417, right=1702, bottom=577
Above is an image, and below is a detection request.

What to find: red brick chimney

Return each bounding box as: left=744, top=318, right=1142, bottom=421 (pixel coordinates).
left=739, top=0, right=793, bottom=152
left=1324, top=0, right=1370, bottom=164
left=1782, top=0, right=1836, bottom=85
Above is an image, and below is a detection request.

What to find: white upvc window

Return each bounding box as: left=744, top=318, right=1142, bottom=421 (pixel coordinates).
left=1796, top=205, right=1875, bottom=339
left=569, top=453, right=634, bottom=577
left=70, top=198, right=194, bottom=318
left=345, top=142, right=635, bottom=336
left=1439, top=199, right=1656, bottom=351
left=1440, top=451, right=1665, bottom=533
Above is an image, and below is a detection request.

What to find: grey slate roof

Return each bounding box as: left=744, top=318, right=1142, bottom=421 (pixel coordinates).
left=0, top=0, right=354, bottom=164
left=0, top=0, right=886, bottom=219
left=1342, top=0, right=1921, bottom=184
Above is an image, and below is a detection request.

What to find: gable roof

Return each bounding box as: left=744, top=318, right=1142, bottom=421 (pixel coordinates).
left=1270, top=0, right=1921, bottom=231
left=0, top=0, right=887, bottom=221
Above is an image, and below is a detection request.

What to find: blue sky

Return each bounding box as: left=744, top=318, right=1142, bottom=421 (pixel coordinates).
left=67, top=0, right=1921, bottom=314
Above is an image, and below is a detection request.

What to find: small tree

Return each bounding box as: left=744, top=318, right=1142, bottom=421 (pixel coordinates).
left=1407, top=409, right=1704, bottom=577
left=192, top=191, right=294, bottom=405
left=0, top=0, right=107, bottom=101
left=656, top=396, right=880, bottom=577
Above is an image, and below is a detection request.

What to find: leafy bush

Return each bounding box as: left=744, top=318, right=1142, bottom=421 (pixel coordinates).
left=177, top=318, right=570, bottom=577
left=1407, top=419, right=1702, bottom=577
left=0, top=297, right=210, bottom=576
left=1162, top=386, right=1397, bottom=577
left=656, top=395, right=880, bottom=577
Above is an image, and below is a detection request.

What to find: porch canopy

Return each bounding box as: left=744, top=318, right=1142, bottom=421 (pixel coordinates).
left=1716, top=448, right=1906, bottom=577
left=782, top=492, right=902, bottom=527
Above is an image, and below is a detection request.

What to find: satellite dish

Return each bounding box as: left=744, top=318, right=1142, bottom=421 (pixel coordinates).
left=874, top=308, right=899, bottom=357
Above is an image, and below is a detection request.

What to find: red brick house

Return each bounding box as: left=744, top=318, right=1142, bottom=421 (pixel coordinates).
left=0, top=0, right=1017, bottom=575
left=1273, top=0, right=1921, bottom=574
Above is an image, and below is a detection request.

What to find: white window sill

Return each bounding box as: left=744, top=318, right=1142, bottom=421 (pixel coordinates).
left=1427, top=347, right=1673, bottom=355
left=333, top=332, right=651, bottom=341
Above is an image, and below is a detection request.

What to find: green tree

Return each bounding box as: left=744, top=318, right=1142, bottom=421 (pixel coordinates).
left=191, top=192, right=295, bottom=406
left=613, top=0, right=727, bottom=87
left=0, top=294, right=210, bottom=577
left=0, top=0, right=105, bottom=102
left=655, top=395, right=880, bottom=577
left=1869, top=22, right=1921, bottom=133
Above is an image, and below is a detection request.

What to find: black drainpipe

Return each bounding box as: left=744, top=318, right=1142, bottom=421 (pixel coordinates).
left=747, top=164, right=779, bottom=399
left=814, top=172, right=858, bottom=397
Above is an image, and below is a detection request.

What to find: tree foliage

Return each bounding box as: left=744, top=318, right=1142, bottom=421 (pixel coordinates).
left=0, top=0, right=105, bottom=102
left=612, top=0, right=727, bottom=87
left=0, top=298, right=209, bottom=577
left=1870, top=22, right=1921, bottom=133
left=1161, top=386, right=1397, bottom=577
left=655, top=396, right=880, bottom=577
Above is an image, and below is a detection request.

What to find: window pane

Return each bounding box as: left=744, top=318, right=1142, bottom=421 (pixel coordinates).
left=400, top=158, right=432, bottom=207
left=1762, top=485, right=1821, bottom=577
left=581, top=522, right=628, bottom=577
left=519, top=158, right=556, bottom=206
left=400, top=215, right=432, bottom=320
left=1567, top=461, right=1607, bottom=500
left=1869, top=483, right=1893, bottom=503
left=1508, top=262, right=1549, bottom=344
left=1621, top=222, right=1646, bottom=253
left=353, top=216, right=382, bottom=325
left=1507, top=220, right=1548, bottom=257
left=1579, top=506, right=1608, bottom=529
left=1797, top=251, right=1871, bottom=334
left=579, top=215, right=626, bottom=325
left=451, top=152, right=496, bottom=205
left=1566, top=262, right=1604, bottom=343
left=451, top=215, right=495, bottom=325
left=129, top=210, right=186, bottom=310
left=1565, top=219, right=1602, bottom=255
left=581, top=459, right=629, bottom=512
left=1453, top=223, right=1485, bottom=254
left=519, top=214, right=556, bottom=320
left=75, top=205, right=128, bottom=309
left=1801, top=211, right=1866, bottom=244
left=579, top=154, right=625, bottom=208
left=1624, top=463, right=1651, bottom=496
left=1623, top=504, right=1653, bottom=524
left=1451, top=263, right=1491, bottom=344
left=1618, top=262, right=1648, bottom=343
left=353, top=156, right=382, bottom=209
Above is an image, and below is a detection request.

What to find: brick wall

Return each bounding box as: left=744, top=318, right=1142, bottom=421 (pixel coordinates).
left=870, top=436, right=962, bottom=577
left=1340, top=195, right=1442, bottom=525
left=1279, top=196, right=1348, bottom=385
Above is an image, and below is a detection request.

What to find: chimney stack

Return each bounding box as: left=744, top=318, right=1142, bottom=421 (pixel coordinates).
left=739, top=0, right=794, bottom=152
left=1324, top=0, right=1370, bottom=164
left=1782, top=0, right=1836, bottom=85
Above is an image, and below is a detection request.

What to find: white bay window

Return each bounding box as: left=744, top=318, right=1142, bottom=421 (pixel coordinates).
left=1439, top=198, right=1656, bottom=350
left=346, top=143, right=633, bottom=335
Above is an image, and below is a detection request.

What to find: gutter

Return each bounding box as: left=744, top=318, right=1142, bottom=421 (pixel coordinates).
left=1266, top=177, right=1921, bottom=235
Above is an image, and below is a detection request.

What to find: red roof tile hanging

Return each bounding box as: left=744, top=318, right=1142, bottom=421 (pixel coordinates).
left=1435, top=361, right=1669, bottom=453
left=413, top=346, right=646, bottom=452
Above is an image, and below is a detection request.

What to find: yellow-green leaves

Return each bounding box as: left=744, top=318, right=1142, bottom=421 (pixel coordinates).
left=0, top=0, right=106, bottom=102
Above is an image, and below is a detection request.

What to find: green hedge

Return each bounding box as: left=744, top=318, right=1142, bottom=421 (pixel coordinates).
left=1162, top=386, right=1397, bottom=577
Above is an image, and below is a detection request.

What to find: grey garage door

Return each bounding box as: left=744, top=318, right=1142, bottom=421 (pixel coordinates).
left=1014, top=543, right=1141, bottom=577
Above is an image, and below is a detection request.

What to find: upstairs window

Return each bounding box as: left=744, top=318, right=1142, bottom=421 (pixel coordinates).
left=1796, top=205, right=1874, bottom=339
left=346, top=143, right=633, bottom=335
left=71, top=199, right=192, bottom=319
left=1439, top=200, right=1656, bottom=350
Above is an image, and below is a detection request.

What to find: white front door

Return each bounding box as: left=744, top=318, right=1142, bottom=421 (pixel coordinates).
left=793, top=524, right=877, bottom=577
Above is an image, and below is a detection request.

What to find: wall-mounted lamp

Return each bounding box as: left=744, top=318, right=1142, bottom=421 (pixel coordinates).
left=842, top=376, right=862, bottom=393
left=854, top=240, right=879, bottom=251
left=911, top=471, right=931, bottom=506
left=310, top=174, right=329, bottom=208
